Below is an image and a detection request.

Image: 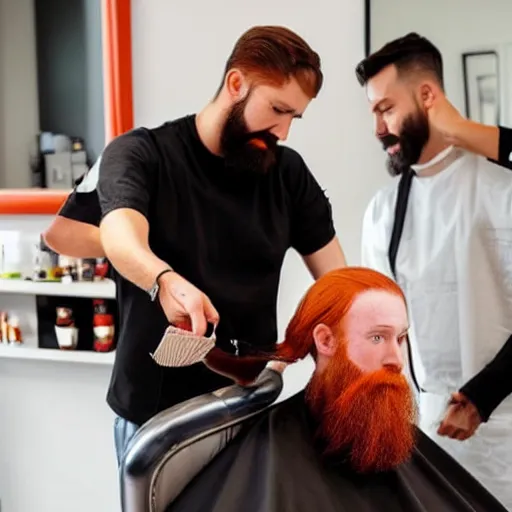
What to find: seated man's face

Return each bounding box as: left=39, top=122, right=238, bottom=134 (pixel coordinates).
left=345, top=289, right=408, bottom=373
left=306, top=289, right=417, bottom=473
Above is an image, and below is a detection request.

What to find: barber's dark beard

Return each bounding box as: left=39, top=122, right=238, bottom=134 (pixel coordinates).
left=220, top=96, right=278, bottom=174
left=380, top=110, right=430, bottom=176
left=305, top=349, right=417, bottom=473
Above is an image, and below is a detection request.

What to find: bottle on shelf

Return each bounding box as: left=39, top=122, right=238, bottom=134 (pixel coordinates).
left=94, top=258, right=109, bottom=281
left=93, top=299, right=115, bottom=352
left=0, top=312, right=7, bottom=343
left=7, top=316, right=22, bottom=344
left=55, top=307, right=78, bottom=350
left=0, top=312, right=23, bottom=344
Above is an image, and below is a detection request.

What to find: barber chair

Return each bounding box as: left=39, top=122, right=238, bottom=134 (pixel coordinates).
left=120, top=368, right=284, bottom=512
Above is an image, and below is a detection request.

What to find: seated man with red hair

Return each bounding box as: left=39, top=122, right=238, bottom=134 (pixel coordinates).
left=165, top=267, right=506, bottom=511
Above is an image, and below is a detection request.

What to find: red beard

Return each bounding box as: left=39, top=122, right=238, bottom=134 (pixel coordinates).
left=305, top=350, right=417, bottom=474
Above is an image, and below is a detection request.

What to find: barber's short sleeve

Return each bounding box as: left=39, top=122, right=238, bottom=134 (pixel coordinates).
left=97, top=128, right=158, bottom=220
left=286, top=151, right=336, bottom=256
left=58, top=157, right=102, bottom=226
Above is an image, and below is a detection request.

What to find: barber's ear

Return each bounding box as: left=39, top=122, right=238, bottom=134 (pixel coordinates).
left=225, top=69, right=248, bottom=100
left=313, top=324, right=337, bottom=357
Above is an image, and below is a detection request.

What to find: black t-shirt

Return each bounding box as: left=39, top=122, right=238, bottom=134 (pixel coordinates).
left=59, top=155, right=103, bottom=224
left=59, top=114, right=335, bottom=425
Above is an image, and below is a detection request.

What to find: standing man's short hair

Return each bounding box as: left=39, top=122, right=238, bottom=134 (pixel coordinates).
left=355, top=32, right=444, bottom=89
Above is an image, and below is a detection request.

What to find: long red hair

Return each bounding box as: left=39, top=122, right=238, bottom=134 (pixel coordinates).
left=203, top=267, right=406, bottom=385
left=276, top=266, right=405, bottom=362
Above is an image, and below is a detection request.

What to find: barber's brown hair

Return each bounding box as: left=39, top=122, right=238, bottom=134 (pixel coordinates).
left=216, top=25, right=323, bottom=98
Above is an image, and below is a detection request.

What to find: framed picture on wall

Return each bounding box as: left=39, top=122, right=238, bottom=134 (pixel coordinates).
left=462, top=51, right=500, bottom=125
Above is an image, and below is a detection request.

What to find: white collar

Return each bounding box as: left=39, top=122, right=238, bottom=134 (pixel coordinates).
left=411, top=145, right=456, bottom=173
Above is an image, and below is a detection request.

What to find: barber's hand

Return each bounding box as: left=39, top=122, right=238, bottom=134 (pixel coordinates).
left=437, top=391, right=482, bottom=441
left=427, top=94, right=468, bottom=143
left=158, top=272, right=219, bottom=336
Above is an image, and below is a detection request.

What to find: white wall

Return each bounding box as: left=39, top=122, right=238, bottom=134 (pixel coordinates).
left=0, top=0, right=40, bottom=189
left=0, top=359, right=117, bottom=512
left=369, top=0, right=512, bottom=124
left=0, top=214, right=119, bottom=512
left=1, top=2, right=390, bottom=511
left=131, top=0, right=389, bottom=400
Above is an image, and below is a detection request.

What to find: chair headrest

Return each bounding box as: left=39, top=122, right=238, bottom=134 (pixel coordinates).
left=122, top=368, right=283, bottom=478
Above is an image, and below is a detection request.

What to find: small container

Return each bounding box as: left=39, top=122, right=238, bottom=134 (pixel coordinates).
left=55, top=325, right=78, bottom=350
left=7, top=316, right=22, bottom=344
left=0, top=312, right=8, bottom=343
left=94, top=258, right=109, bottom=281
left=55, top=307, right=78, bottom=350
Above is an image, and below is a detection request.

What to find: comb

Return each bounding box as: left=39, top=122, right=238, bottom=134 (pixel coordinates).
left=150, top=325, right=216, bottom=367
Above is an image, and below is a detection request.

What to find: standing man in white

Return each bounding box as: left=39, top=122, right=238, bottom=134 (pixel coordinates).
left=356, top=32, right=512, bottom=510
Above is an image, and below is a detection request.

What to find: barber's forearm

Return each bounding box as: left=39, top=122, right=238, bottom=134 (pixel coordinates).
left=70, top=226, right=105, bottom=258
left=100, top=209, right=170, bottom=291
left=43, top=218, right=105, bottom=258
left=449, top=120, right=500, bottom=161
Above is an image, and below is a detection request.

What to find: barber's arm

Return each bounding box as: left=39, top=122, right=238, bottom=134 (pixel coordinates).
left=428, top=94, right=512, bottom=170
left=288, top=154, right=346, bottom=279
left=44, top=216, right=104, bottom=258
left=437, top=334, right=512, bottom=441
left=450, top=122, right=512, bottom=171
left=303, top=237, right=346, bottom=279
left=43, top=160, right=105, bottom=258
left=97, top=130, right=218, bottom=335
left=459, top=334, right=512, bottom=422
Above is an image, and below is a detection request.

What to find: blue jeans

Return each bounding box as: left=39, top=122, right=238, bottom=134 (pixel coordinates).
left=114, top=416, right=140, bottom=467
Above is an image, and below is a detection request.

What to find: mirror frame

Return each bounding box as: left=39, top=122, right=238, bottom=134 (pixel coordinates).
left=0, top=0, right=134, bottom=215
left=102, top=0, right=134, bottom=143
left=364, top=0, right=371, bottom=57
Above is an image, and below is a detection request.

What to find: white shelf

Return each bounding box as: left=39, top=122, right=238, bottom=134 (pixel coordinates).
left=0, top=344, right=115, bottom=364
left=0, top=278, right=116, bottom=299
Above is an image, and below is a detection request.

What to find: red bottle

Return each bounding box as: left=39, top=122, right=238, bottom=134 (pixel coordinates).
left=92, top=299, right=115, bottom=352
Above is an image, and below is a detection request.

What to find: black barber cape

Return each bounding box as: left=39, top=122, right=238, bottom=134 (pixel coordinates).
left=167, top=391, right=506, bottom=512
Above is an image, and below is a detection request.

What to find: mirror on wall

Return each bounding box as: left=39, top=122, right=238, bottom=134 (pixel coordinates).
left=367, top=0, right=512, bottom=129
left=0, top=0, right=104, bottom=190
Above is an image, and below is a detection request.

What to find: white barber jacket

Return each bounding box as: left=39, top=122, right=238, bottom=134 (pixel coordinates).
left=361, top=146, right=512, bottom=510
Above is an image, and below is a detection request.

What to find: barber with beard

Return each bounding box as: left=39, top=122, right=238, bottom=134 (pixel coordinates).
left=43, top=25, right=346, bottom=467
left=355, top=32, right=512, bottom=509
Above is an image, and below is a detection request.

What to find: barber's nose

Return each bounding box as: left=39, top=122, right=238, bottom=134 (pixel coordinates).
left=382, top=340, right=404, bottom=372
left=271, top=118, right=293, bottom=141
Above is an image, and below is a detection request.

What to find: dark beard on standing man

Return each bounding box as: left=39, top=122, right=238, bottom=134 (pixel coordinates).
left=380, top=109, right=430, bottom=177
left=220, top=95, right=279, bottom=174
